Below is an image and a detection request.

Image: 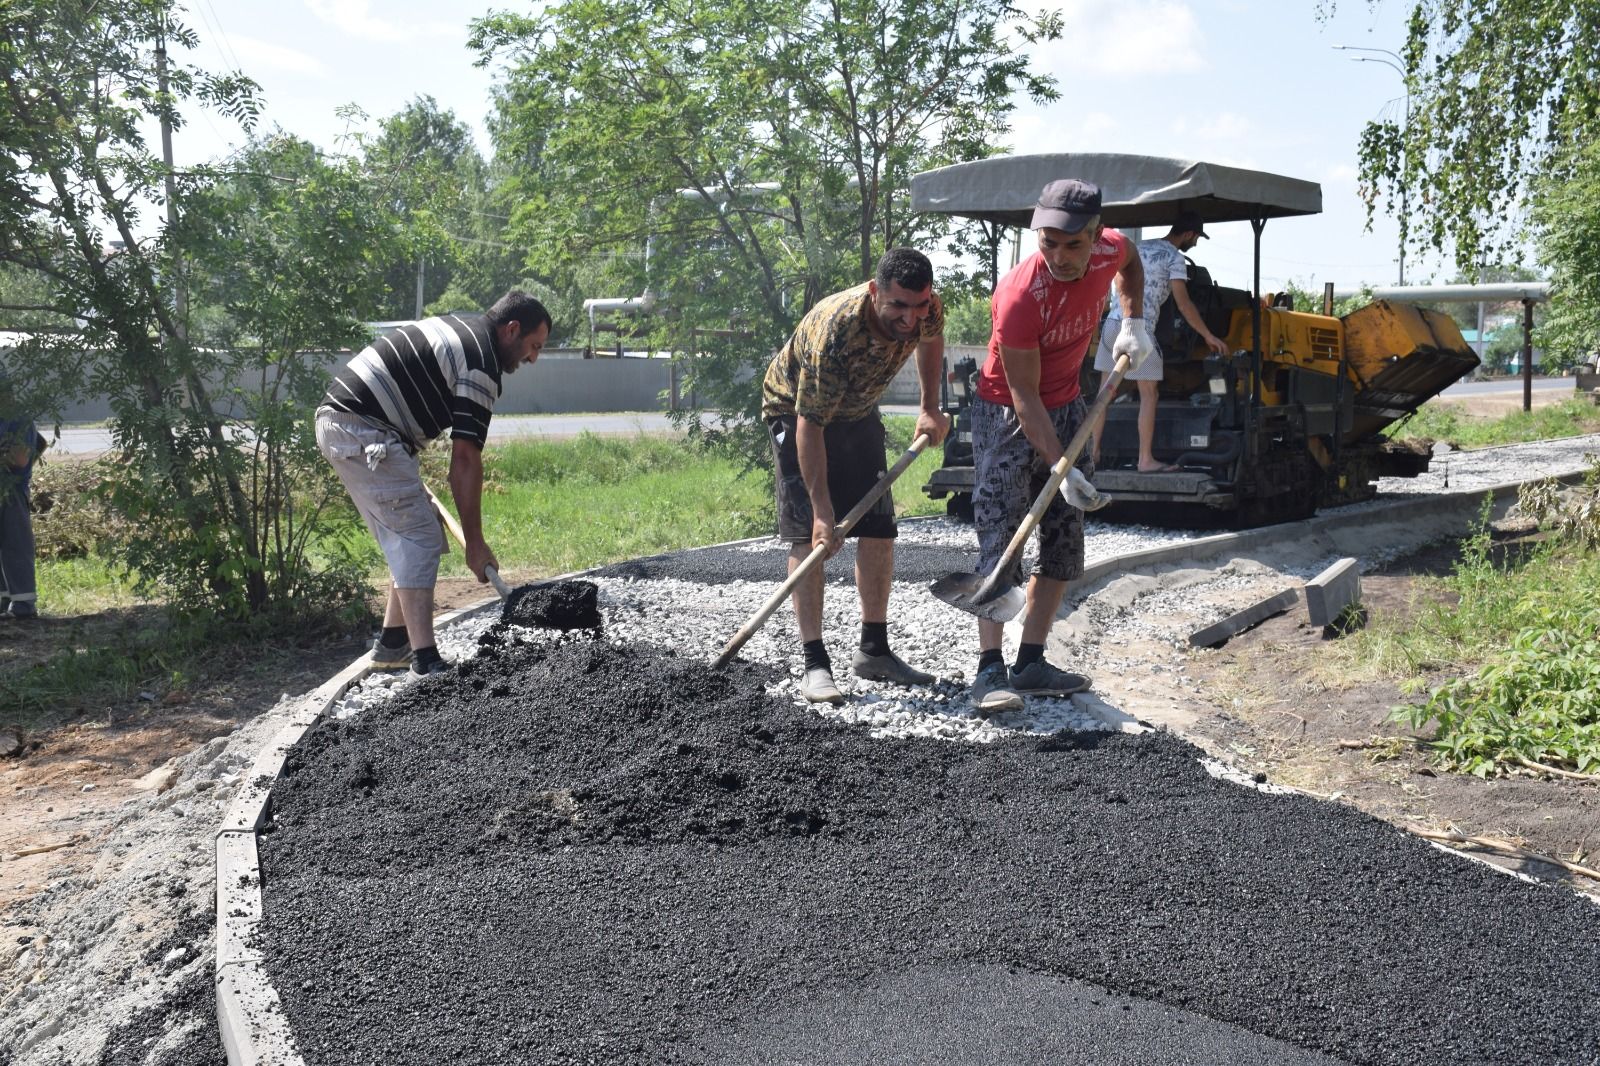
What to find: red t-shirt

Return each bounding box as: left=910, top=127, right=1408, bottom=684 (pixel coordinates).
left=978, top=230, right=1130, bottom=407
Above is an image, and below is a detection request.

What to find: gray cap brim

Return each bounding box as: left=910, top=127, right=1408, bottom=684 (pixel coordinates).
left=1031, top=207, right=1098, bottom=234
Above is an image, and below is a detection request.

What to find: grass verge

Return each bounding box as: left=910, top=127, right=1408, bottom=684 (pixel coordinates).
left=1387, top=395, right=1600, bottom=447
left=1322, top=494, right=1600, bottom=779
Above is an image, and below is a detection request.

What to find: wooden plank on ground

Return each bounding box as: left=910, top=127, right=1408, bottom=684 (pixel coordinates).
left=1188, top=588, right=1301, bottom=648
left=1305, top=557, right=1362, bottom=628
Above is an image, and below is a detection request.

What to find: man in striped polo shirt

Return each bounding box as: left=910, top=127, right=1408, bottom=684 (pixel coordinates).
left=315, top=290, right=551, bottom=675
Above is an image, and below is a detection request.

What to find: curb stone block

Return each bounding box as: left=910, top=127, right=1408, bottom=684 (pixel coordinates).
left=1072, top=692, right=1149, bottom=734
left=1305, top=557, right=1362, bottom=628
left=1187, top=588, right=1301, bottom=648
left=217, top=831, right=264, bottom=969
left=216, top=960, right=307, bottom=1066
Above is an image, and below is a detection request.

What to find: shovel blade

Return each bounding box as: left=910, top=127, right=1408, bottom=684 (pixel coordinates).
left=929, top=572, right=1026, bottom=623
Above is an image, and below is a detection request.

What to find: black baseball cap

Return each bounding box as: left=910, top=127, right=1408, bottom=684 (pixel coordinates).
left=1174, top=209, right=1209, bottom=238
left=1031, top=179, right=1102, bottom=234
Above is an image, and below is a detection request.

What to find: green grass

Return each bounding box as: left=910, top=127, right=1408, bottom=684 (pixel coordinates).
left=426, top=421, right=948, bottom=579
left=1386, top=396, right=1600, bottom=447
left=1321, top=502, right=1600, bottom=778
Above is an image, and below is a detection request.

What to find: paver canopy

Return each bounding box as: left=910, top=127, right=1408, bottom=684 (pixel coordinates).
left=910, top=153, right=1323, bottom=229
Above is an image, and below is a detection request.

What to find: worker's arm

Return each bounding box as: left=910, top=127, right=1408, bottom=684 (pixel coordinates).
left=913, top=335, right=951, bottom=447
left=448, top=437, right=498, bottom=582
left=794, top=414, right=841, bottom=558
left=1169, top=279, right=1228, bottom=354
left=1115, top=240, right=1145, bottom=321
left=999, top=344, right=1065, bottom=467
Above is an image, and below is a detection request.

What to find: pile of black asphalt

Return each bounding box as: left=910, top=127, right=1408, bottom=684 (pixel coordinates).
left=257, top=615, right=1600, bottom=1065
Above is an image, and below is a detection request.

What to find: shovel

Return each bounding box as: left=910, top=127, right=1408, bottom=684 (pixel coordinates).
left=930, top=352, right=1130, bottom=623
left=712, top=433, right=931, bottom=670
left=423, top=483, right=514, bottom=599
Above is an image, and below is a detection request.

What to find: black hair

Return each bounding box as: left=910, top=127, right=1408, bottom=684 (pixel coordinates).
left=486, top=290, right=553, bottom=335
left=874, top=248, right=934, bottom=293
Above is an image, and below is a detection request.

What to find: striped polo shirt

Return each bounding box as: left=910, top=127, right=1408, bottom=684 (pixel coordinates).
left=323, top=314, right=504, bottom=449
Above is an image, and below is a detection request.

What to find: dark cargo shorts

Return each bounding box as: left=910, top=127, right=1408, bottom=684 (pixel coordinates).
left=971, top=394, right=1092, bottom=587
left=768, top=413, right=897, bottom=543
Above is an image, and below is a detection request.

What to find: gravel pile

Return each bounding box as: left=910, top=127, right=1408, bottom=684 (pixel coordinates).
left=260, top=628, right=1600, bottom=1065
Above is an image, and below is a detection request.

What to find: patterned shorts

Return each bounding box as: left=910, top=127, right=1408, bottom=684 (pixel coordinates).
left=971, top=394, right=1092, bottom=586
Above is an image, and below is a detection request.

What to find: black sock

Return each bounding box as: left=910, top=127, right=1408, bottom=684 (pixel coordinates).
left=412, top=645, right=442, bottom=669
left=379, top=625, right=409, bottom=649
left=978, top=648, right=1005, bottom=673
left=802, top=639, right=831, bottom=672
left=859, top=621, right=890, bottom=658
left=1014, top=642, right=1045, bottom=670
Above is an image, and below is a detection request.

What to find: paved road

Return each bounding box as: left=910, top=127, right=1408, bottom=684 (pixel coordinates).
left=44, top=407, right=930, bottom=455
left=36, top=379, right=1572, bottom=456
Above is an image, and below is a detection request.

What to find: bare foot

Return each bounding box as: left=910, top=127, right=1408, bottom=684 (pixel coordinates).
left=1136, top=461, right=1178, bottom=473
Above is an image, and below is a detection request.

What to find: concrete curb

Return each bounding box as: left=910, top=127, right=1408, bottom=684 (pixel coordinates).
left=214, top=476, right=1583, bottom=1063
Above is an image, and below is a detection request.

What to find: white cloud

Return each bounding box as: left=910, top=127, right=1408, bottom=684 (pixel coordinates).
left=227, top=33, right=326, bottom=77
left=303, top=0, right=458, bottom=45
left=1024, top=0, right=1207, bottom=78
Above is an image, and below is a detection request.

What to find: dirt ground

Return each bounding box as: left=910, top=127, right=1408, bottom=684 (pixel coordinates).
left=1183, top=536, right=1600, bottom=896
left=0, top=574, right=515, bottom=914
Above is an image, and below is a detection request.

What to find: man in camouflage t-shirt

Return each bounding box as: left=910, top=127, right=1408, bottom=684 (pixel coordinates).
left=760, top=248, right=950, bottom=704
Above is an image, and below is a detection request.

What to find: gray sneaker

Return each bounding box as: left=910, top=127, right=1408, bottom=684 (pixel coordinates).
left=1009, top=659, right=1091, bottom=696
left=800, top=666, right=845, bottom=705
left=851, top=648, right=934, bottom=687
left=370, top=638, right=412, bottom=670
left=970, top=662, right=1022, bottom=715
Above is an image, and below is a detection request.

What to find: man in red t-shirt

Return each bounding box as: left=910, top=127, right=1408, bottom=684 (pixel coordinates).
left=966, top=179, right=1152, bottom=715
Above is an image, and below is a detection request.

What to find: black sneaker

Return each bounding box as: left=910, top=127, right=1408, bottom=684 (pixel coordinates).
left=1009, top=660, right=1090, bottom=696
left=409, top=656, right=451, bottom=677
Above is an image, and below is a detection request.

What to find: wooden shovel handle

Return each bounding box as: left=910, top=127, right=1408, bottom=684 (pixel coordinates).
left=423, top=483, right=513, bottom=599
left=712, top=433, right=931, bottom=670
left=977, top=353, right=1130, bottom=598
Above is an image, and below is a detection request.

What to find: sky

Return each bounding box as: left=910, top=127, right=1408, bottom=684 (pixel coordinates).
left=172, top=0, right=1449, bottom=295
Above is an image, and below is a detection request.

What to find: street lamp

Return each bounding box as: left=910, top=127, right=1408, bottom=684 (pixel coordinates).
left=1334, top=44, right=1411, bottom=286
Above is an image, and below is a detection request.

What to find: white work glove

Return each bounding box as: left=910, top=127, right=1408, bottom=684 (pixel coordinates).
left=1112, top=317, right=1154, bottom=374
left=1059, top=467, right=1111, bottom=512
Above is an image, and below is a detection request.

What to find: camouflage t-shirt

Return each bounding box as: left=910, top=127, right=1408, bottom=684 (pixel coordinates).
left=761, top=283, right=945, bottom=425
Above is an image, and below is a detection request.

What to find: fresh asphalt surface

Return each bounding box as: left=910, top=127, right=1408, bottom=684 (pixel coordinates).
left=256, top=584, right=1600, bottom=1066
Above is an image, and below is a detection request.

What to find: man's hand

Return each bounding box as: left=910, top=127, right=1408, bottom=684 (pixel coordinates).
left=1112, top=318, right=1154, bottom=374
left=811, top=513, right=842, bottom=559
left=1203, top=331, right=1229, bottom=355
left=915, top=407, right=951, bottom=448
left=1059, top=467, right=1111, bottom=512
left=465, top=539, right=500, bottom=583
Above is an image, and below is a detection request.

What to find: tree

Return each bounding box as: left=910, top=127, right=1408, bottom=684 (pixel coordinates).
left=1327, top=1, right=1600, bottom=271
left=359, top=97, right=494, bottom=320
left=1533, top=140, right=1600, bottom=366
left=0, top=0, right=396, bottom=622
left=471, top=0, right=1058, bottom=461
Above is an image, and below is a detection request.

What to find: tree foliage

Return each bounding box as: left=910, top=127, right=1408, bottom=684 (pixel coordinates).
left=0, top=0, right=395, bottom=624
left=470, top=0, right=1058, bottom=461
left=1327, top=1, right=1600, bottom=271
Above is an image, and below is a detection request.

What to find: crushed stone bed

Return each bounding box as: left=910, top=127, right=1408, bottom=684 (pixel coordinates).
left=260, top=619, right=1600, bottom=1065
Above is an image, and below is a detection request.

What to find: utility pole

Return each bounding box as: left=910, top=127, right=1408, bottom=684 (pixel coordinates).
left=1334, top=45, right=1410, bottom=286
left=155, top=28, right=187, bottom=339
